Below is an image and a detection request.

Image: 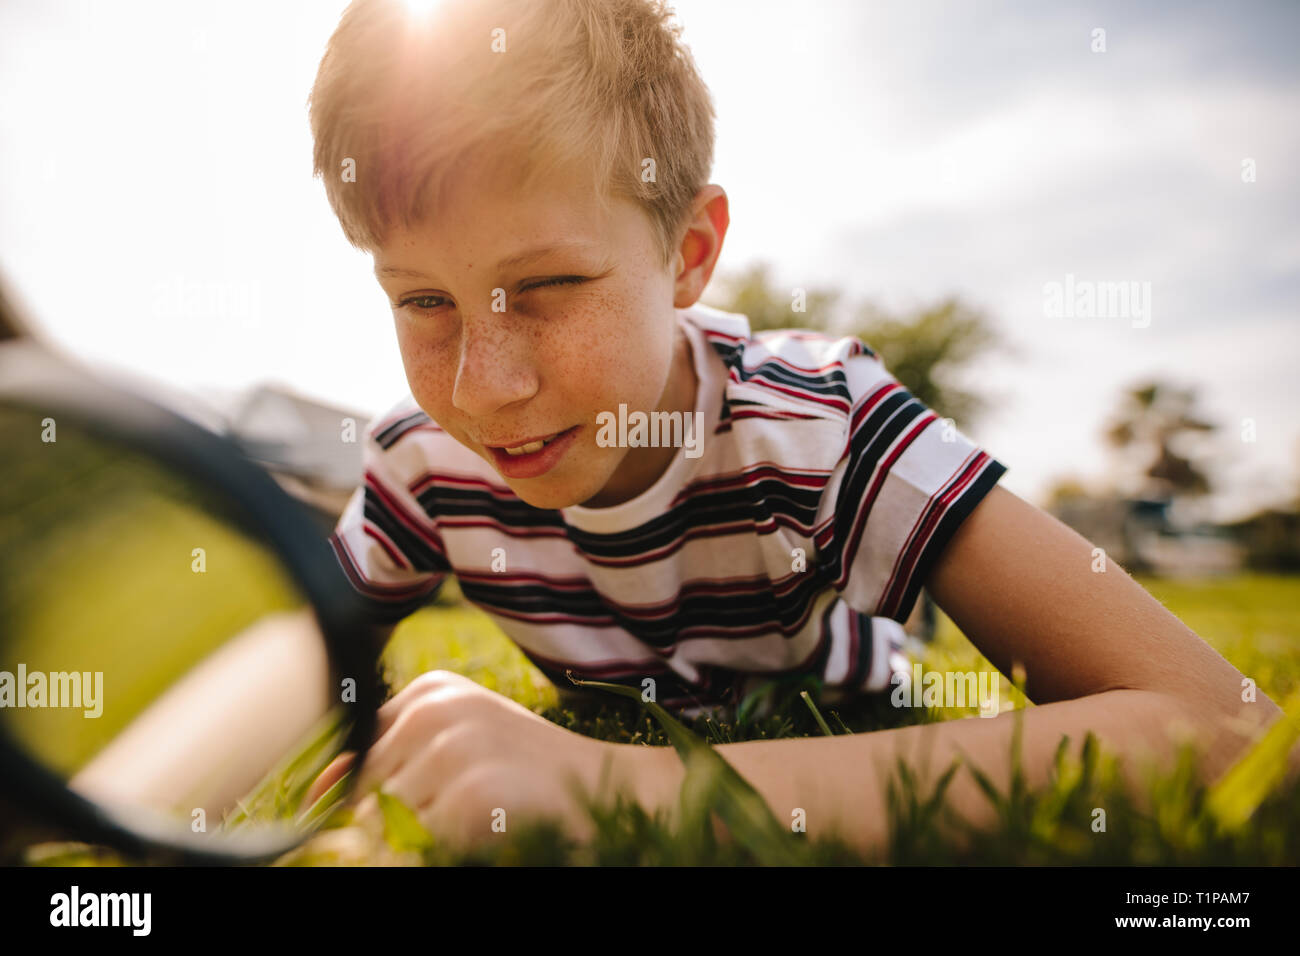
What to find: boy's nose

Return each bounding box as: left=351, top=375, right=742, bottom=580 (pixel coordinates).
left=450, top=315, right=539, bottom=418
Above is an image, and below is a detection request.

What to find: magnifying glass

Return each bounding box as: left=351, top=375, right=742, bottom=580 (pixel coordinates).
left=0, top=308, right=378, bottom=864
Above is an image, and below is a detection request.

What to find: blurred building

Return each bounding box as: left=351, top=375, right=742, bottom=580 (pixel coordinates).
left=1049, top=494, right=1244, bottom=577
left=222, top=384, right=368, bottom=534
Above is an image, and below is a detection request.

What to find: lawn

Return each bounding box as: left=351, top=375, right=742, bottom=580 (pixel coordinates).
left=23, top=573, right=1299, bottom=866
left=269, top=572, right=1300, bottom=866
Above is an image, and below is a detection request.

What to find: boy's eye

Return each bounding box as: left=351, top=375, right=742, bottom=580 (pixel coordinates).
left=398, top=294, right=450, bottom=311
left=520, top=275, right=588, bottom=293
left=396, top=277, right=587, bottom=313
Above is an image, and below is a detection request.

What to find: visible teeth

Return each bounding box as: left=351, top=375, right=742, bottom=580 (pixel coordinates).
left=503, top=436, right=552, bottom=456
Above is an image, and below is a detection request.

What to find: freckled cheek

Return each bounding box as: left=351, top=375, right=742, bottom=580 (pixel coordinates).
left=566, top=296, right=668, bottom=408
left=394, top=328, right=459, bottom=419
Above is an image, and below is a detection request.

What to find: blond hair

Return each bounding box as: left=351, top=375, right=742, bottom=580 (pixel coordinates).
left=308, top=0, right=716, bottom=269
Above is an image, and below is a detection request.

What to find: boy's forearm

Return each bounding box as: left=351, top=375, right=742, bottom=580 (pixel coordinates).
left=631, top=689, right=1285, bottom=856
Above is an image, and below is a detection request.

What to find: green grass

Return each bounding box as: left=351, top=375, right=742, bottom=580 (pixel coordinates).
left=267, top=573, right=1300, bottom=866
left=1140, top=574, right=1299, bottom=701
left=25, top=573, right=1300, bottom=866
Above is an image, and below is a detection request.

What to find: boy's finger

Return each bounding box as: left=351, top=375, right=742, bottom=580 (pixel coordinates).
left=355, top=684, right=473, bottom=795
left=305, top=750, right=356, bottom=807
left=352, top=791, right=381, bottom=829
left=373, top=670, right=468, bottom=739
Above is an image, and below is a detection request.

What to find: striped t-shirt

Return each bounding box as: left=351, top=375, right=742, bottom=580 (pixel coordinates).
left=328, top=303, right=1006, bottom=717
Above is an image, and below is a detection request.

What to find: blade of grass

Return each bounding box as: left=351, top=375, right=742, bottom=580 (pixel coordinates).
left=800, top=690, right=835, bottom=736
left=567, top=672, right=804, bottom=865
left=736, top=682, right=774, bottom=726
left=829, top=709, right=855, bottom=735
left=297, top=770, right=354, bottom=830
left=376, top=789, right=435, bottom=854
left=1206, top=687, right=1300, bottom=832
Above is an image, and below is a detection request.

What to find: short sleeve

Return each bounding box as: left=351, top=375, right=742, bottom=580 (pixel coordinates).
left=327, top=425, right=451, bottom=627
left=821, top=348, right=1007, bottom=624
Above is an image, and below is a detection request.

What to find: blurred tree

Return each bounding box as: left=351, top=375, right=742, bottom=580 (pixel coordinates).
left=1103, top=382, right=1216, bottom=499
left=704, top=262, right=1001, bottom=426
left=1222, top=508, right=1300, bottom=572
left=1293, top=438, right=1300, bottom=512
left=704, top=261, right=840, bottom=332
left=846, top=298, right=1000, bottom=427
left=1043, top=476, right=1093, bottom=511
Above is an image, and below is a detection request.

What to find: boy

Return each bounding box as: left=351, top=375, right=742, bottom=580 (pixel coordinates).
left=309, top=0, right=1289, bottom=852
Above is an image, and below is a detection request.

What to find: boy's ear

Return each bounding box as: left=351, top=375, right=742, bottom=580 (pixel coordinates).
left=672, top=184, right=730, bottom=309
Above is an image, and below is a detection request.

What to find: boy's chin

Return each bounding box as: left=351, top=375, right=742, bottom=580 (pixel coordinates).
left=496, top=448, right=627, bottom=510
left=501, top=475, right=595, bottom=511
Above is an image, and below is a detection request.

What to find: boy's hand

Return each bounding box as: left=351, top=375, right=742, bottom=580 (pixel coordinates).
left=307, top=670, right=673, bottom=852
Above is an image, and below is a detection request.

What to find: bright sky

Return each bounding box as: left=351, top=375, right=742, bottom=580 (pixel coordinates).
left=1, top=0, right=1296, bottom=516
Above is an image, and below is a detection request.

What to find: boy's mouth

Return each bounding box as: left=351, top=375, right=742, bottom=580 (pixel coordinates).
left=497, top=433, right=562, bottom=455
left=484, top=425, right=580, bottom=478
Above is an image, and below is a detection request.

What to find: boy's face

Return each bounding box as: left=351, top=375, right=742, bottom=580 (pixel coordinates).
left=373, top=157, right=702, bottom=511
